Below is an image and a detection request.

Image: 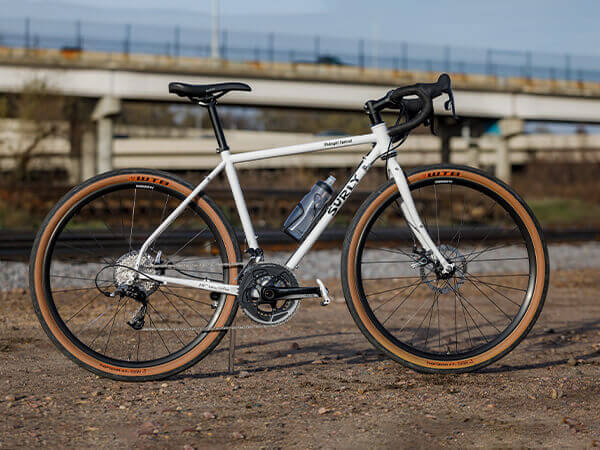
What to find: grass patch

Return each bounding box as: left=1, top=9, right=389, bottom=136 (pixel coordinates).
left=528, top=197, right=600, bottom=226
left=0, top=201, right=42, bottom=230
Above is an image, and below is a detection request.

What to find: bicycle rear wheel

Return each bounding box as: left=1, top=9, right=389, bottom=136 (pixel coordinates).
left=30, top=169, right=241, bottom=381
left=341, top=165, right=549, bottom=373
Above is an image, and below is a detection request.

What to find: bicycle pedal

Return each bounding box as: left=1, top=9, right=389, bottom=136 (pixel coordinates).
left=316, top=279, right=333, bottom=306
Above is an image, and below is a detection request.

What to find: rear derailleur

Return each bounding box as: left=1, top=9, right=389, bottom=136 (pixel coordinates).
left=112, top=284, right=148, bottom=331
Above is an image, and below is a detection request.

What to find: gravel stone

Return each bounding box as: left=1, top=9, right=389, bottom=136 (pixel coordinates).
left=3, top=242, right=599, bottom=291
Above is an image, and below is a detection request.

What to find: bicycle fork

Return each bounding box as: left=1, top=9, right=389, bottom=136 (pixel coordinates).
left=386, top=157, right=454, bottom=274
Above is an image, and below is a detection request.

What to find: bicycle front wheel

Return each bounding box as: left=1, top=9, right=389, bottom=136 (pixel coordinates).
left=341, top=165, right=549, bottom=373
left=30, top=169, right=241, bottom=381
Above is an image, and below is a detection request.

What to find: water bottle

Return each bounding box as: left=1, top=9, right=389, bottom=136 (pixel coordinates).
left=283, top=176, right=336, bottom=241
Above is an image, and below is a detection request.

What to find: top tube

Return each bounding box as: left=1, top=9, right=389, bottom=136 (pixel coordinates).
left=229, top=133, right=377, bottom=164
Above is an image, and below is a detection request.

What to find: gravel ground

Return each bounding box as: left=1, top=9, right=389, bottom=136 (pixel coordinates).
left=2, top=242, right=600, bottom=290
left=0, top=268, right=599, bottom=448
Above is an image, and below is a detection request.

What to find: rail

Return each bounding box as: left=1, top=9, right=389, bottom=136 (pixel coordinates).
left=1, top=16, right=600, bottom=82
left=1, top=227, right=598, bottom=259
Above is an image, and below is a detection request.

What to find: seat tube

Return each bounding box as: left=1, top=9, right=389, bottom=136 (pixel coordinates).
left=221, top=151, right=259, bottom=250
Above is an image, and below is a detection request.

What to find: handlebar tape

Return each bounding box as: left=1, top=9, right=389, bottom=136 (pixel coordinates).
left=385, top=73, right=451, bottom=138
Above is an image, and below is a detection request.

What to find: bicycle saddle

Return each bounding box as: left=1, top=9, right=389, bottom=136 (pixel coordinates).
left=168, top=82, right=251, bottom=101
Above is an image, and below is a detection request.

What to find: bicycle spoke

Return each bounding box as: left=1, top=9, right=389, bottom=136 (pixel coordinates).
left=409, top=290, right=438, bottom=346
left=129, top=187, right=137, bottom=250
left=51, top=274, right=112, bottom=282
left=464, top=274, right=527, bottom=293
left=65, top=291, right=103, bottom=323
left=464, top=272, right=523, bottom=307
left=362, top=275, right=422, bottom=280
left=161, top=286, right=212, bottom=323
left=90, top=297, right=126, bottom=347
left=366, top=280, right=427, bottom=298
left=157, top=289, right=200, bottom=337
left=462, top=277, right=514, bottom=321
left=364, top=245, right=420, bottom=262
left=102, top=296, right=125, bottom=354
left=147, top=302, right=186, bottom=347
left=136, top=331, right=141, bottom=362
left=52, top=286, right=105, bottom=294
left=372, top=279, right=427, bottom=313
left=382, top=282, right=422, bottom=325
left=450, top=283, right=501, bottom=335
left=146, top=310, right=170, bottom=355
left=361, top=259, right=415, bottom=264
left=100, top=196, right=131, bottom=249
left=170, top=227, right=209, bottom=259
left=434, top=183, right=440, bottom=245
left=454, top=289, right=458, bottom=352
left=54, top=241, right=113, bottom=265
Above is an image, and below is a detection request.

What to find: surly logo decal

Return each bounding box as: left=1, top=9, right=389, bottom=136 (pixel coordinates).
left=128, top=175, right=170, bottom=186
left=327, top=174, right=360, bottom=215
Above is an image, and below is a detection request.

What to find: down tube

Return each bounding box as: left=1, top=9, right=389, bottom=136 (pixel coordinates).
left=285, top=155, right=375, bottom=269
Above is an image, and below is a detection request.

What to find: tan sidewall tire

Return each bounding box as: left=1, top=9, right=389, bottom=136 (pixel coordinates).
left=29, top=169, right=241, bottom=381
left=342, top=166, right=549, bottom=373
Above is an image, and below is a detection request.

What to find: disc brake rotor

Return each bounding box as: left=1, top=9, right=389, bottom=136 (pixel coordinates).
left=420, top=244, right=467, bottom=294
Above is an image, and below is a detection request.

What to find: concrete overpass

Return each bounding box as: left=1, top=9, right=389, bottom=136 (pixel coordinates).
left=2, top=48, right=600, bottom=184
left=2, top=48, right=600, bottom=122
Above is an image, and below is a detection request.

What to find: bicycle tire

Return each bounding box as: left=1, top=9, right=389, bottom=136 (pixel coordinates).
left=341, top=164, right=549, bottom=373
left=30, top=169, right=241, bottom=381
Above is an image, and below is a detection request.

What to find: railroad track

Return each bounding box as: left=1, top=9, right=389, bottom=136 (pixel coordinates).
left=1, top=227, right=598, bottom=260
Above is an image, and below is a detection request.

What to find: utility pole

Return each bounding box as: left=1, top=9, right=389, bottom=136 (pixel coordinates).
left=211, top=0, right=220, bottom=59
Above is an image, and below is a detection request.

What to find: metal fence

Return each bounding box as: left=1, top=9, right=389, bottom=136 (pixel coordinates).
left=1, top=17, right=600, bottom=82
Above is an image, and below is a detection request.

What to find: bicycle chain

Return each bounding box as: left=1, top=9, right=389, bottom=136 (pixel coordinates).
left=153, top=262, right=243, bottom=270
left=142, top=260, right=292, bottom=331
left=140, top=323, right=283, bottom=332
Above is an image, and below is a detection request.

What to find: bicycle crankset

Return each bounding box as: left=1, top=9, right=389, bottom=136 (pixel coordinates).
left=238, top=263, right=301, bottom=325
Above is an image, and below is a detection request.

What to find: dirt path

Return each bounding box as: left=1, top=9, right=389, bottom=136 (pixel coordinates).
left=1, top=269, right=599, bottom=448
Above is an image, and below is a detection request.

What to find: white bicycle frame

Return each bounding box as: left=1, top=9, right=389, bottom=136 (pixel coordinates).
left=135, top=122, right=452, bottom=295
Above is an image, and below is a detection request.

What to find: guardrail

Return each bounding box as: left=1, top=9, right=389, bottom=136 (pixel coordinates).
left=1, top=123, right=599, bottom=178
left=1, top=16, right=600, bottom=82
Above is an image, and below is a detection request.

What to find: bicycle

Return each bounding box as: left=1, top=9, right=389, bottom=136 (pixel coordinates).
left=30, top=74, right=549, bottom=381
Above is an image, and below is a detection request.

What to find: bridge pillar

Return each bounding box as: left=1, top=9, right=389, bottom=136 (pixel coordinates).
left=437, top=117, right=462, bottom=164
left=495, top=138, right=511, bottom=184
left=80, top=130, right=96, bottom=181
left=91, top=96, right=121, bottom=175
left=495, top=118, right=524, bottom=184
left=462, top=124, right=480, bottom=168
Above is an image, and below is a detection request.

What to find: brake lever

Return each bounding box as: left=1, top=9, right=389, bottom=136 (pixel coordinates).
left=444, top=88, right=457, bottom=120
left=426, top=114, right=436, bottom=136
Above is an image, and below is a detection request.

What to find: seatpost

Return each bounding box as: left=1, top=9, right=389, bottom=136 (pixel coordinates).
left=206, top=101, right=229, bottom=152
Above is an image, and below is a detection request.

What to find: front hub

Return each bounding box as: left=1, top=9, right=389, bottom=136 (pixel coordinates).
left=419, top=244, right=467, bottom=294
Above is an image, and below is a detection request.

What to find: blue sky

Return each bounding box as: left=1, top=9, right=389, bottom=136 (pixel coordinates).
left=2, top=0, right=598, bottom=132
left=2, top=0, right=599, bottom=56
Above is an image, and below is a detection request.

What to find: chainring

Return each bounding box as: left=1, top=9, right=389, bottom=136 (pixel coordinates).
left=238, top=263, right=300, bottom=325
